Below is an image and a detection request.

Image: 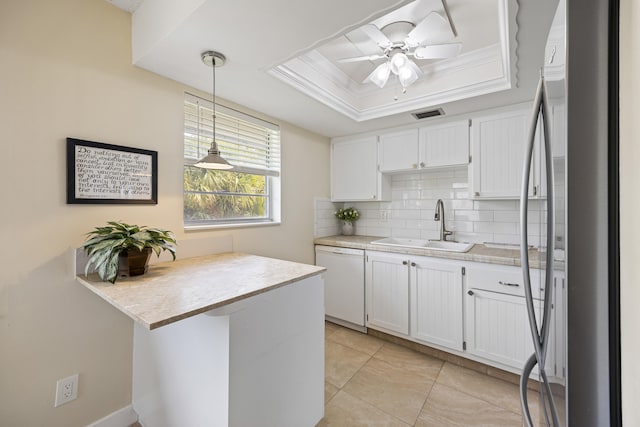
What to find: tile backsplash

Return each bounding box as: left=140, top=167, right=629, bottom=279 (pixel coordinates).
left=316, top=166, right=562, bottom=249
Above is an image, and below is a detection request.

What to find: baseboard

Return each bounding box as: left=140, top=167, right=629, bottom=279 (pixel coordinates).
left=87, top=405, right=138, bottom=427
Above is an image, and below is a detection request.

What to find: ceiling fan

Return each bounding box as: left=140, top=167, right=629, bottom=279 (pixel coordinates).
left=339, top=10, right=462, bottom=91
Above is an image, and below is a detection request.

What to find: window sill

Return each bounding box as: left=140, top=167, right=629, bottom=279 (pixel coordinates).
left=184, top=221, right=281, bottom=232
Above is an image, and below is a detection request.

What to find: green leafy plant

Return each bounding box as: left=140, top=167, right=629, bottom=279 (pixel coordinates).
left=335, top=207, right=360, bottom=222
left=82, top=221, right=176, bottom=284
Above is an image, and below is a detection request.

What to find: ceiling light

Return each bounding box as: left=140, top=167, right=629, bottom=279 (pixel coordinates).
left=365, top=62, right=391, bottom=88
left=390, top=52, right=408, bottom=75
left=194, top=51, right=234, bottom=170
left=398, top=65, right=419, bottom=89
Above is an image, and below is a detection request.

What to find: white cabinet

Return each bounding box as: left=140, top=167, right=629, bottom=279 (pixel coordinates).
left=419, top=120, right=469, bottom=168
left=378, top=121, right=469, bottom=173
left=410, top=258, right=464, bottom=350
left=331, top=136, right=390, bottom=201
left=365, top=251, right=409, bottom=335
left=365, top=251, right=463, bottom=351
left=469, top=109, right=545, bottom=199
left=464, top=262, right=556, bottom=377
left=378, top=129, right=419, bottom=172
left=465, top=288, right=542, bottom=370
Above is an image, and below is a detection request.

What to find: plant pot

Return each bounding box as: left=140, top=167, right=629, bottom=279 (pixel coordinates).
left=341, top=221, right=355, bottom=236
left=118, top=248, right=153, bottom=278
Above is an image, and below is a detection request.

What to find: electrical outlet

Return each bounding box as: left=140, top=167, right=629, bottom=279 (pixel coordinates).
left=380, top=210, right=389, bottom=222
left=54, top=374, right=78, bottom=407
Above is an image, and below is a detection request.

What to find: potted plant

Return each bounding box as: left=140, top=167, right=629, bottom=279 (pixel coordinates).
left=335, top=207, right=360, bottom=236
left=82, top=221, right=177, bottom=283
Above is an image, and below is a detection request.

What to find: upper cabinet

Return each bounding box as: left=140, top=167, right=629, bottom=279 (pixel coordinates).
left=378, top=129, right=419, bottom=173
left=379, top=121, right=469, bottom=173
left=469, top=109, right=544, bottom=199
left=419, top=120, right=470, bottom=168
left=331, top=136, right=390, bottom=202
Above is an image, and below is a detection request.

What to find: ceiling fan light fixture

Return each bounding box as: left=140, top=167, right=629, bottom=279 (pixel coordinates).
left=390, top=52, right=409, bottom=75
left=365, top=62, right=391, bottom=88
left=398, top=65, right=419, bottom=88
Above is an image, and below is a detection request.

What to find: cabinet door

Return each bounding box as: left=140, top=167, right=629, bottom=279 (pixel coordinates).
left=419, top=120, right=469, bottom=168
left=331, top=136, right=387, bottom=201
left=378, top=129, right=419, bottom=172
left=365, top=252, right=409, bottom=335
left=410, top=258, right=463, bottom=350
left=470, top=110, right=535, bottom=199
left=465, top=289, right=553, bottom=375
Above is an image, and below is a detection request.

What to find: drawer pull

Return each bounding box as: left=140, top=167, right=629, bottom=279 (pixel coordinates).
left=402, top=261, right=408, bottom=265
left=411, top=262, right=416, bottom=267
left=499, top=281, right=520, bottom=287
left=467, top=290, right=474, bottom=296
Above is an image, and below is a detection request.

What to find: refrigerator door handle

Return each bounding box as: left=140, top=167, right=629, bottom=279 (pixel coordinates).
left=519, top=72, right=559, bottom=427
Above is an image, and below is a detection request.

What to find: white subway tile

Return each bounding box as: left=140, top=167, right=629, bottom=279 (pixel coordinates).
left=475, top=222, right=517, bottom=234
left=492, top=211, right=520, bottom=223
left=454, top=210, right=494, bottom=222
left=474, top=200, right=518, bottom=211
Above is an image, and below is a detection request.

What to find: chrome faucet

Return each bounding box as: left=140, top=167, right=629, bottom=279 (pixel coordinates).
left=434, top=199, right=453, bottom=241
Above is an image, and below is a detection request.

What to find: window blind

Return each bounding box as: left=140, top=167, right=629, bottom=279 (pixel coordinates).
left=184, top=93, right=281, bottom=177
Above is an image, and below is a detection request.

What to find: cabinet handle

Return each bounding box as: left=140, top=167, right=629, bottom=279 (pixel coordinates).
left=474, top=192, right=480, bottom=196
left=371, top=195, right=376, bottom=199
left=420, top=162, right=425, bottom=168
left=411, top=262, right=416, bottom=267
left=467, top=290, right=474, bottom=296
left=499, top=281, right=520, bottom=287
left=402, top=261, right=408, bottom=265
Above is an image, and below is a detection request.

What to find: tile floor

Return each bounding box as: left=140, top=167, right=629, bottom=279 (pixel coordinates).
left=131, top=321, right=562, bottom=427
left=320, top=321, right=558, bottom=427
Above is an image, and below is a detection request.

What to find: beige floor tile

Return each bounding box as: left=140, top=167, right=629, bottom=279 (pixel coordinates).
left=436, top=362, right=528, bottom=414
left=325, top=321, right=341, bottom=339
left=325, top=340, right=371, bottom=388
left=416, top=383, right=524, bottom=427
left=373, top=343, right=444, bottom=381
left=328, top=327, right=384, bottom=356
left=325, top=381, right=340, bottom=404
left=342, top=357, right=434, bottom=425
left=317, top=390, right=411, bottom=427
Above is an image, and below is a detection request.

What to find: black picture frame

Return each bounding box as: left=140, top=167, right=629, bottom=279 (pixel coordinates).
left=66, top=138, right=158, bottom=204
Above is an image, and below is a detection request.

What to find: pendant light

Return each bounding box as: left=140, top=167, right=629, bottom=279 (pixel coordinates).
left=194, top=51, right=233, bottom=170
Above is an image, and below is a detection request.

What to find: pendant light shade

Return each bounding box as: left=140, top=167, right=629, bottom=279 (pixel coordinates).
left=194, top=51, right=233, bottom=170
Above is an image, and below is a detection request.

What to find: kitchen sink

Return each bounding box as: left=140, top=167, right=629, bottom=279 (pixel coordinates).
left=371, top=237, right=474, bottom=253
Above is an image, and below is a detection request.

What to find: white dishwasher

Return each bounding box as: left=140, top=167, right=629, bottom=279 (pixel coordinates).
left=315, top=245, right=365, bottom=332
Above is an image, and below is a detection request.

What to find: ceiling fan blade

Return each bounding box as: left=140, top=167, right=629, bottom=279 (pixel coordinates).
left=361, top=24, right=392, bottom=49
left=413, top=43, right=462, bottom=59
left=337, top=54, right=387, bottom=63
left=406, top=11, right=453, bottom=47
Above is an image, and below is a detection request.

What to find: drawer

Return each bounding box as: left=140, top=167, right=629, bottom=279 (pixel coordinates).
left=466, top=263, right=543, bottom=299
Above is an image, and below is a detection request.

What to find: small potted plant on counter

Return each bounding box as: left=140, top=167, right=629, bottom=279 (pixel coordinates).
left=82, top=221, right=176, bottom=283
left=335, top=207, right=360, bottom=236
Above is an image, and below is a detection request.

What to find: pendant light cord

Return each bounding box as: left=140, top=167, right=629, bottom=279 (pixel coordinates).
left=211, top=56, right=217, bottom=153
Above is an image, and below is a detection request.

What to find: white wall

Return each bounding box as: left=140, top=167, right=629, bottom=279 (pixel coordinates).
left=619, top=0, right=640, bottom=424
left=0, top=1, right=330, bottom=425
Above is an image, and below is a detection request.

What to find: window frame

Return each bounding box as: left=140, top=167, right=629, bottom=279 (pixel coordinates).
left=183, top=93, right=281, bottom=229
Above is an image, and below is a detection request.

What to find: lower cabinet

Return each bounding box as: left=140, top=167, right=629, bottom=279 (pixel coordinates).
left=410, top=258, right=464, bottom=350
left=365, top=252, right=409, bottom=335
left=464, top=289, right=544, bottom=370
left=364, top=250, right=564, bottom=381
left=365, top=251, right=463, bottom=351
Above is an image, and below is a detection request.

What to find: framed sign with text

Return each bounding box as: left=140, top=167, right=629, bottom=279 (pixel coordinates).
left=66, top=138, right=158, bottom=204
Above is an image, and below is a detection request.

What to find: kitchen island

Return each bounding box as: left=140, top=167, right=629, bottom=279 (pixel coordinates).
left=77, top=252, right=326, bottom=427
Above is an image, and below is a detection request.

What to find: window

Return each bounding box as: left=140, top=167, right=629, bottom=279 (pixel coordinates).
left=183, top=93, right=281, bottom=227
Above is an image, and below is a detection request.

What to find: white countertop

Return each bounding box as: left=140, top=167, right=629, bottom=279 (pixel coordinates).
left=76, top=252, right=325, bottom=330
